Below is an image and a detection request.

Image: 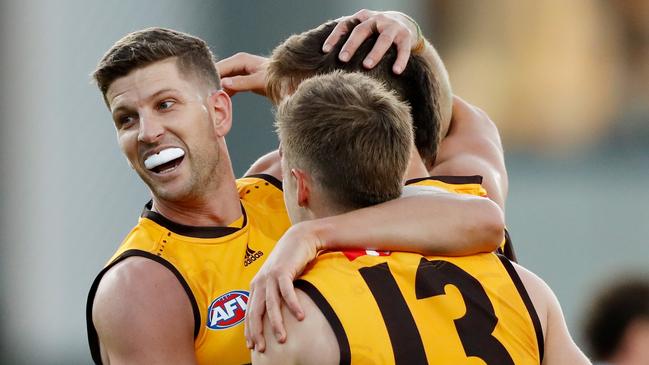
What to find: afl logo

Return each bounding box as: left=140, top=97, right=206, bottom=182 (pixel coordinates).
left=206, top=290, right=249, bottom=330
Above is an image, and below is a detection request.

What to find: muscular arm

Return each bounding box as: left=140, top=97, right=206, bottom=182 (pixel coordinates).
left=431, top=97, right=508, bottom=210
left=92, top=257, right=197, bottom=365
left=308, top=190, right=503, bottom=255
left=247, top=148, right=503, bottom=254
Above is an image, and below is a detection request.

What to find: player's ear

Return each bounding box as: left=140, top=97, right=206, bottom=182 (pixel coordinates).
left=291, top=168, right=310, bottom=207
left=208, top=90, right=233, bottom=137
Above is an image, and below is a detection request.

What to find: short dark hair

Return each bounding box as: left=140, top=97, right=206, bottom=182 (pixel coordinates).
left=93, top=27, right=220, bottom=104
left=268, top=20, right=441, bottom=167
left=276, top=71, right=413, bottom=210
left=583, top=276, right=649, bottom=360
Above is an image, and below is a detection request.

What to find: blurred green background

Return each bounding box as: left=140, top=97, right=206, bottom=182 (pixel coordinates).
left=1, top=1, right=647, bottom=363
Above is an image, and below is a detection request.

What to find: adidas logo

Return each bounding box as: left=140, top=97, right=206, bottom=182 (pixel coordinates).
left=244, top=243, right=264, bottom=267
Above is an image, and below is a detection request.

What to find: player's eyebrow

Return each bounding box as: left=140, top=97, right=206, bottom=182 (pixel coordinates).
left=111, top=88, right=181, bottom=115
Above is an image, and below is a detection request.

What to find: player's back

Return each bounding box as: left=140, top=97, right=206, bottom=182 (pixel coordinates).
left=295, top=250, right=544, bottom=364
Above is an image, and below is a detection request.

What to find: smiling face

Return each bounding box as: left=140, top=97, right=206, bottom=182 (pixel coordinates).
left=106, top=58, right=232, bottom=203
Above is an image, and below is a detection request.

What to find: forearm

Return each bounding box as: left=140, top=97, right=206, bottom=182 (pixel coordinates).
left=309, top=194, right=504, bottom=256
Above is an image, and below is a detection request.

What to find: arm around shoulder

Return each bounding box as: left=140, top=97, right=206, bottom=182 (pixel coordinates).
left=316, top=190, right=504, bottom=256
left=92, top=257, right=198, bottom=365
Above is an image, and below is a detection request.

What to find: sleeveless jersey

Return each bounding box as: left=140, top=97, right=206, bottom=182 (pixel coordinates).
left=86, top=174, right=290, bottom=365
left=296, top=252, right=543, bottom=365
left=405, top=175, right=517, bottom=262
left=296, top=177, right=541, bottom=364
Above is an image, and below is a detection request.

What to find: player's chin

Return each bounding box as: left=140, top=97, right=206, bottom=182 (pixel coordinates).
left=145, top=175, right=195, bottom=202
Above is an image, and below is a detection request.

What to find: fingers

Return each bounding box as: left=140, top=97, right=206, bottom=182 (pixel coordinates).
left=215, top=52, right=268, bottom=96
left=322, top=20, right=350, bottom=53
left=215, top=52, right=250, bottom=78
left=352, top=8, right=374, bottom=22
left=323, top=9, right=375, bottom=53
left=338, top=19, right=378, bottom=63
left=245, top=285, right=267, bottom=352
left=246, top=274, right=301, bottom=353
left=327, top=10, right=415, bottom=74
left=220, top=74, right=262, bottom=96
left=265, top=279, right=286, bottom=344
left=390, top=31, right=412, bottom=74
left=278, top=275, right=304, bottom=321
left=362, top=32, right=396, bottom=69
left=245, top=224, right=319, bottom=352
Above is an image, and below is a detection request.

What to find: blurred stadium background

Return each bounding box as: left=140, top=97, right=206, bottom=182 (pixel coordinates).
left=1, top=0, right=647, bottom=363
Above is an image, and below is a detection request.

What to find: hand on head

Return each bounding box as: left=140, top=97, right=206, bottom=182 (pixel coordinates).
left=323, top=9, right=422, bottom=74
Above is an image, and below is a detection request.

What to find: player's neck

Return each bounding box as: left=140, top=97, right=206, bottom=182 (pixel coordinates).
left=307, top=199, right=350, bottom=221
left=151, top=178, right=242, bottom=228
left=403, top=147, right=429, bottom=181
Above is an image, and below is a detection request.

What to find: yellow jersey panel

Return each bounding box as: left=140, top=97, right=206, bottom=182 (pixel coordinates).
left=87, top=175, right=290, bottom=365
left=405, top=175, right=488, bottom=197
left=297, top=251, right=542, bottom=365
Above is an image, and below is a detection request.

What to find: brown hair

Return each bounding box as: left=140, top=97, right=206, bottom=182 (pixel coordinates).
left=268, top=19, right=441, bottom=167
left=93, top=27, right=220, bottom=104
left=276, top=71, right=413, bottom=210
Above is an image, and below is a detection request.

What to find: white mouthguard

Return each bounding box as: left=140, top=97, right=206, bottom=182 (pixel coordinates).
left=144, top=148, right=185, bottom=170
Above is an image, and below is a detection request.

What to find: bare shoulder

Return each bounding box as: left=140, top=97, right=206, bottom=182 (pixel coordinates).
left=93, top=257, right=193, bottom=324
left=510, top=262, right=551, bottom=336
left=511, top=262, right=591, bottom=365
left=92, top=257, right=196, bottom=364
left=253, top=289, right=339, bottom=365
left=245, top=149, right=282, bottom=181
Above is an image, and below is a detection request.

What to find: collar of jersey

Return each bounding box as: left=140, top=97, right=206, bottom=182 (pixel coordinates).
left=140, top=200, right=248, bottom=239
left=405, top=175, right=483, bottom=185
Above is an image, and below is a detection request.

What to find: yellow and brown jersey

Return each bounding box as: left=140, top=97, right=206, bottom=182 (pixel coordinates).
left=296, top=251, right=543, bottom=364
left=86, top=174, right=290, bottom=365
left=405, top=175, right=517, bottom=262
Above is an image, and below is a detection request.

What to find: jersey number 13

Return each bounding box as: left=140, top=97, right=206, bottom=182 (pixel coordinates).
left=359, top=258, right=514, bottom=364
